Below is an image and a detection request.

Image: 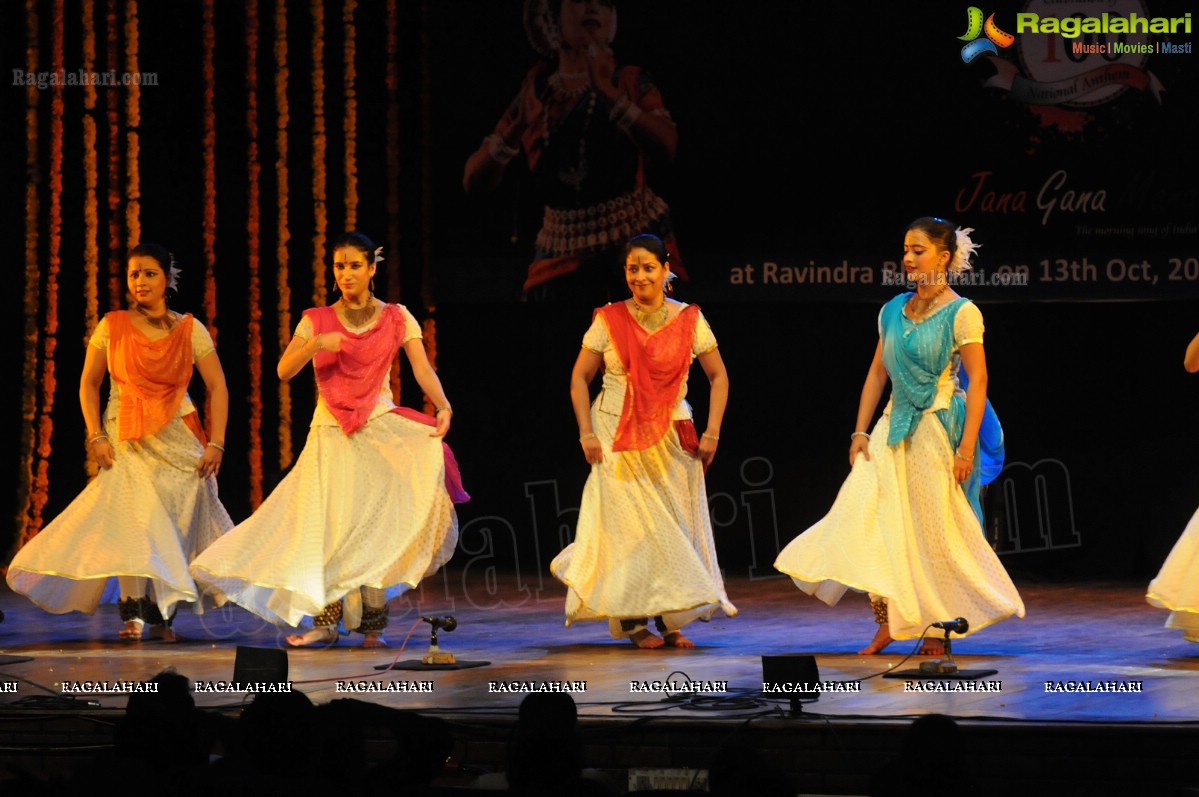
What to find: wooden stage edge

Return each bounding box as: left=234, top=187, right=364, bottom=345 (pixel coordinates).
left=2, top=573, right=1198, bottom=795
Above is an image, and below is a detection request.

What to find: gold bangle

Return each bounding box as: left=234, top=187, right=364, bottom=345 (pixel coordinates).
left=435, top=405, right=452, bottom=416
left=207, top=441, right=226, bottom=453
left=702, top=432, right=720, bottom=441
left=86, top=434, right=108, bottom=447
left=580, top=432, right=597, bottom=442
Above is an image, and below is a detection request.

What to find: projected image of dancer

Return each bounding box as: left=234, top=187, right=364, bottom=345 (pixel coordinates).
left=463, top=0, right=684, bottom=303
left=7, top=244, right=234, bottom=642
left=190, top=232, right=468, bottom=649
left=1145, top=330, right=1199, bottom=642
left=774, top=217, right=1024, bottom=655
left=551, top=233, right=735, bottom=649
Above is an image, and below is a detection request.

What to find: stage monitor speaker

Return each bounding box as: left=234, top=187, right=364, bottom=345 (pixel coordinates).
left=761, top=653, right=821, bottom=692
left=232, top=646, right=288, bottom=685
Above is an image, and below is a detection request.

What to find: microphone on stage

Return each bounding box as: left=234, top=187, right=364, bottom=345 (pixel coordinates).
left=931, top=617, right=969, bottom=634
left=421, top=615, right=457, bottom=632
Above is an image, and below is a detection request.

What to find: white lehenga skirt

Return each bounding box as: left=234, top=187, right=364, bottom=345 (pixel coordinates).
left=1147, top=507, right=1199, bottom=642
left=550, top=405, right=737, bottom=638
left=189, top=412, right=458, bottom=629
left=774, top=411, right=1024, bottom=641
left=6, top=416, right=233, bottom=620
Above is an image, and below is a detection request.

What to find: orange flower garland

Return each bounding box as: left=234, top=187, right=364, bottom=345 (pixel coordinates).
left=83, top=0, right=100, bottom=478
left=15, top=0, right=41, bottom=551
left=343, top=0, right=358, bottom=230
left=28, top=0, right=68, bottom=539
left=275, top=0, right=294, bottom=470
left=105, top=0, right=122, bottom=310
left=124, top=0, right=140, bottom=248
left=311, top=0, right=327, bottom=306
left=202, top=0, right=218, bottom=344
left=385, top=0, right=402, bottom=399
left=246, top=0, right=264, bottom=508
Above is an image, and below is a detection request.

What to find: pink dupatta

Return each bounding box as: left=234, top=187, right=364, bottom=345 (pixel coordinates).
left=305, top=305, right=469, bottom=502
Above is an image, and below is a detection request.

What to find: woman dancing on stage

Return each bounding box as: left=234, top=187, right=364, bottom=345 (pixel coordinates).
left=774, top=217, right=1023, bottom=654
left=190, top=232, right=467, bottom=648
left=552, top=233, right=735, bottom=649
left=7, top=244, right=233, bottom=641
left=1145, top=329, right=1199, bottom=642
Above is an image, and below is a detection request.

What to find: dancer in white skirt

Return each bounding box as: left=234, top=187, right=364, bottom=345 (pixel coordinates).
left=7, top=243, right=233, bottom=641
left=774, top=217, right=1023, bottom=655
left=1145, top=329, right=1199, bottom=642
left=552, top=234, right=735, bottom=649
left=190, top=232, right=468, bottom=648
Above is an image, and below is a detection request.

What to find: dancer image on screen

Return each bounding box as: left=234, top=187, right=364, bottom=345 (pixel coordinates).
left=463, top=0, right=684, bottom=303
left=6, top=244, right=234, bottom=641
left=189, top=232, right=468, bottom=648
left=774, top=217, right=1023, bottom=655
left=1145, top=329, right=1199, bottom=642
left=551, top=233, right=736, bottom=649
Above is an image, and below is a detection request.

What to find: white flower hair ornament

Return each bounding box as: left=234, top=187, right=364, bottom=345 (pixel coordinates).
left=950, top=227, right=980, bottom=274
left=373, top=246, right=384, bottom=264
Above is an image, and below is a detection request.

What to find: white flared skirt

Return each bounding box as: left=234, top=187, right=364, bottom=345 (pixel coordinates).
left=774, top=411, right=1024, bottom=640
left=6, top=416, right=233, bottom=620
left=189, top=412, right=458, bottom=628
left=551, top=404, right=736, bottom=638
left=1147, top=507, right=1199, bottom=642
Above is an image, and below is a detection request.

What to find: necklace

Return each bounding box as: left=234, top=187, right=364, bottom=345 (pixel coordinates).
left=339, top=297, right=377, bottom=327
left=135, top=304, right=175, bottom=331
left=632, top=299, right=669, bottom=331
left=544, top=89, right=597, bottom=192
left=908, top=284, right=949, bottom=319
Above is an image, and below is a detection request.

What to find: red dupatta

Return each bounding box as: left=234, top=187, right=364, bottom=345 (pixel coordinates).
left=107, top=311, right=195, bottom=441
left=600, top=302, right=700, bottom=452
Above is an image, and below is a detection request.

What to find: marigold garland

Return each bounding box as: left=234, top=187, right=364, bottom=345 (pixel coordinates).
left=202, top=0, right=217, bottom=342
left=105, top=0, right=122, bottom=311
left=385, top=0, right=402, bottom=399
left=246, top=0, right=264, bottom=507
left=124, top=0, right=140, bottom=248
left=29, top=0, right=68, bottom=539
left=275, top=0, right=294, bottom=470
left=83, top=0, right=100, bottom=478
left=311, top=0, right=327, bottom=306
left=15, top=0, right=41, bottom=552
left=343, top=0, right=358, bottom=230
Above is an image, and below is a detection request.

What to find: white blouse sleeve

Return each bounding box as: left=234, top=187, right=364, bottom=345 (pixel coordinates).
left=954, top=301, right=985, bottom=348
left=191, top=319, right=216, bottom=361
left=694, top=311, right=717, bottom=355
left=293, top=314, right=315, bottom=340
left=89, top=316, right=110, bottom=350
left=581, top=312, right=609, bottom=354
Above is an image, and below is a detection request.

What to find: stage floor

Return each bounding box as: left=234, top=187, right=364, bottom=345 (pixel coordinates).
left=1, top=572, right=1196, bottom=724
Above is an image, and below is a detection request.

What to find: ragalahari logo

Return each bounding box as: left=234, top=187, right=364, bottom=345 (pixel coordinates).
left=959, top=7, right=1015, bottom=64
left=959, top=0, right=1173, bottom=133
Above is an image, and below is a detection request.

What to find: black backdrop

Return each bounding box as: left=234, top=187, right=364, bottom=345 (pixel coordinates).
left=3, top=0, right=1197, bottom=591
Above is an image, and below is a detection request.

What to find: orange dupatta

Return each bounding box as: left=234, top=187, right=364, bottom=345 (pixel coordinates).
left=106, top=311, right=195, bottom=441
left=600, top=303, right=700, bottom=452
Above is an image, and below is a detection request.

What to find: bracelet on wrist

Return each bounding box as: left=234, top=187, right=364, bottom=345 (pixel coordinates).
left=702, top=432, right=720, bottom=441
left=850, top=431, right=870, bottom=441
left=579, top=432, right=597, bottom=442
left=86, top=434, right=108, bottom=447
left=954, top=450, right=973, bottom=462
left=207, top=441, right=225, bottom=453
left=434, top=405, right=453, bottom=416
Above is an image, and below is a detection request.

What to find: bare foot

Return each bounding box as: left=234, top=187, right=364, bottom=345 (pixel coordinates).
left=362, top=632, right=388, bottom=649
left=663, top=631, right=695, bottom=648
left=919, top=638, right=946, bottom=656
left=628, top=629, right=665, bottom=649
left=286, top=627, right=339, bottom=647
left=118, top=619, right=144, bottom=642
left=858, top=625, right=893, bottom=655
left=147, top=625, right=178, bottom=643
